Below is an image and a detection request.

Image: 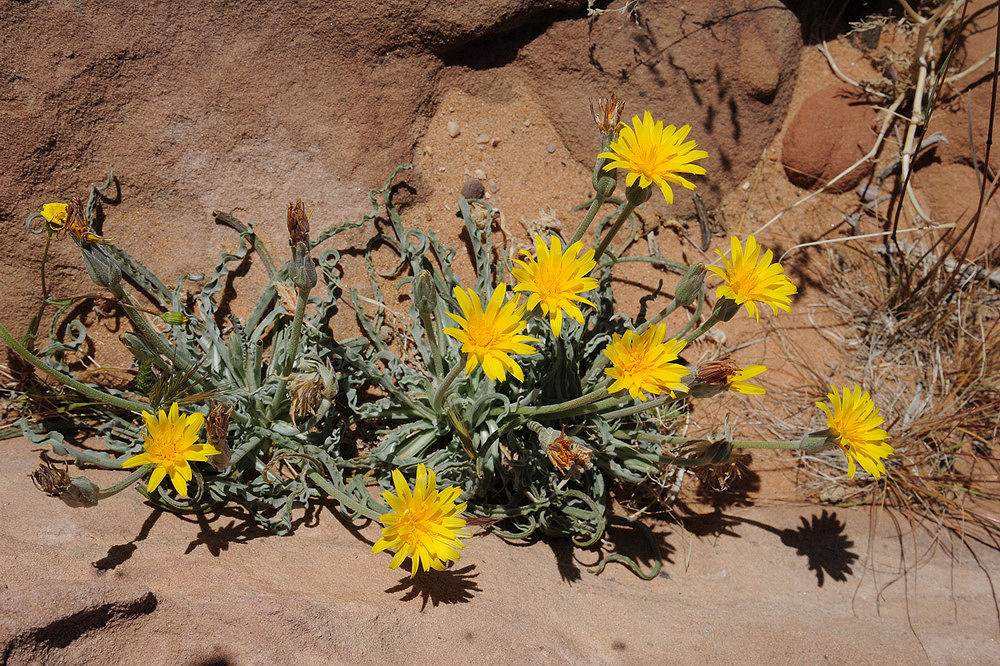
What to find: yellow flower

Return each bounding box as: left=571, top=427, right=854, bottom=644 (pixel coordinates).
left=706, top=235, right=796, bottom=320
left=727, top=364, right=767, bottom=394
left=511, top=235, right=598, bottom=337
left=603, top=323, right=689, bottom=401
left=442, top=283, right=539, bottom=382
left=816, top=385, right=893, bottom=479
left=41, top=203, right=69, bottom=228
left=372, top=464, right=470, bottom=577
left=121, top=403, right=220, bottom=496
left=598, top=111, right=709, bottom=203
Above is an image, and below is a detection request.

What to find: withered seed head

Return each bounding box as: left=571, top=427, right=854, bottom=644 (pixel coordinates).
left=206, top=400, right=233, bottom=471
left=287, top=200, right=310, bottom=247
left=696, top=356, right=740, bottom=385
left=31, top=461, right=72, bottom=496
left=590, top=93, right=626, bottom=139
left=546, top=429, right=594, bottom=477
left=64, top=199, right=114, bottom=245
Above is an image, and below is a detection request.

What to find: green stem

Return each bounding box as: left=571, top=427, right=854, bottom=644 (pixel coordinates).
left=599, top=255, right=688, bottom=275
left=432, top=361, right=464, bottom=413
left=592, top=201, right=637, bottom=260
left=684, top=310, right=723, bottom=344
left=568, top=194, right=608, bottom=246
left=515, top=382, right=610, bottom=419
left=306, top=470, right=384, bottom=521
left=111, top=286, right=195, bottom=369
left=419, top=309, right=444, bottom=378
left=0, top=322, right=149, bottom=412
left=267, top=286, right=309, bottom=420
left=731, top=439, right=822, bottom=450
left=599, top=393, right=680, bottom=421
left=98, top=464, right=152, bottom=498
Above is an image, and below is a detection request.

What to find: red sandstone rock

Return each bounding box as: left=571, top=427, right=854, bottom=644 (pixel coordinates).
left=781, top=84, right=877, bottom=193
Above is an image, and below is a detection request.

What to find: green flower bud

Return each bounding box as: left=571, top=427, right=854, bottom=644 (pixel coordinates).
left=60, top=476, right=100, bottom=507
left=287, top=200, right=317, bottom=291
left=158, top=311, right=189, bottom=326
left=413, top=270, right=437, bottom=317
left=673, top=263, right=705, bottom=307
left=79, top=242, right=122, bottom=290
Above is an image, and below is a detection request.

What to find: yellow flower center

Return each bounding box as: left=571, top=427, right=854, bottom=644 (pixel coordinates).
left=146, top=431, right=188, bottom=465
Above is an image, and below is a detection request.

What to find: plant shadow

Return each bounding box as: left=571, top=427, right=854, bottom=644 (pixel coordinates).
left=385, top=564, right=481, bottom=610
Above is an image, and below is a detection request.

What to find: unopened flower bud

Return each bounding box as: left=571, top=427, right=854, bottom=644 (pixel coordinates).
left=413, top=270, right=437, bottom=317
left=673, top=263, right=705, bottom=307
left=79, top=242, right=122, bottom=290
left=61, top=476, right=100, bottom=507
left=158, top=311, right=189, bottom=326
left=286, top=200, right=317, bottom=291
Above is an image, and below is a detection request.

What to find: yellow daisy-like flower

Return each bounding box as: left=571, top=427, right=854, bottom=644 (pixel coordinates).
left=121, top=403, right=220, bottom=496
left=727, top=365, right=767, bottom=395
left=705, top=235, right=797, bottom=320
left=598, top=111, right=709, bottom=204
left=41, top=203, right=69, bottom=228
left=816, top=385, right=893, bottom=479
left=511, top=235, right=599, bottom=337
left=603, top=323, right=690, bottom=401
left=442, top=283, right=539, bottom=382
left=372, top=464, right=470, bottom=577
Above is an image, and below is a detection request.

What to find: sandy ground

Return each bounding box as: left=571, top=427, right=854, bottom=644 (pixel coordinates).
left=2, top=438, right=999, bottom=664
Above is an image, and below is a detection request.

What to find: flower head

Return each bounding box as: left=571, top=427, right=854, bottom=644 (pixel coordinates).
left=546, top=429, right=594, bottom=477
left=603, top=323, right=689, bottom=401
left=41, top=203, right=69, bottom=231
left=590, top=93, right=626, bottom=139
left=121, top=403, right=220, bottom=495
left=696, top=357, right=767, bottom=395
left=512, top=235, right=598, bottom=337
left=442, top=283, right=539, bottom=382
left=817, top=385, right=893, bottom=479
left=372, top=464, right=470, bottom=577
left=598, top=111, right=709, bottom=203
left=705, top=235, right=796, bottom=320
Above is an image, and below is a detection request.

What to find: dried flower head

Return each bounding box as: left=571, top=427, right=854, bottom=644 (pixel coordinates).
left=287, top=199, right=310, bottom=247
left=206, top=400, right=233, bottom=471
left=30, top=461, right=71, bottom=496
left=46, top=199, right=114, bottom=245
left=286, top=356, right=337, bottom=424
left=696, top=356, right=767, bottom=395
left=546, top=429, right=594, bottom=476
left=590, top=93, right=626, bottom=139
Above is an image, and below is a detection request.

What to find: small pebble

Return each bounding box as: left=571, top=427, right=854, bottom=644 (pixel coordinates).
left=448, top=106, right=455, bottom=112
left=461, top=178, right=486, bottom=199
left=64, top=49, right=75, bottom=58
left=487, top=179, right=500, bottom=193
left=546, top=144, right=556, bottom=153
left=741, top=181, right=750, bottom=190
left=437, top=166, right=446, bottom=172
left=473, top=168, right=486, bottom=180
left=856, top=182, right=881, bottom=202
left=476, top=133, right=491, bottom=144
left=523, top=120, right=531, bottom=127
left=447, top=121, right=461, bottom=138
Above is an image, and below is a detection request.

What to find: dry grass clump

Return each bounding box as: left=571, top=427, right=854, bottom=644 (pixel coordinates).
left=797, top=244, right=1000, bottom=547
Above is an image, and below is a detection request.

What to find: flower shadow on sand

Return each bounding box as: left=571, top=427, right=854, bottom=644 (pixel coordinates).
left=777, top=509, right=858, bottom=587
left=386, top=564, right=481, bottom=610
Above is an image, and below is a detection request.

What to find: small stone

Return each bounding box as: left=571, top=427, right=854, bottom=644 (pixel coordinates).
left=492, top=138, right=501, bottom=147
left=447, top=121, right=461, bottom=138
left=476, top=133, right=491, bottom=144
left=741, top=181, right=750, bottom=190
left=523, top=120, right=531, bottom=127
left=437, top=166, right=446, bottom=172
left=64, top=49, right=75, bottom=58
left=487, top=179, right=500, bottom=193
left=546, top=144, right=556, bottom=154
left=461, top=178, right=486, bottom=200
left=473, top=168, right=486, bottom=180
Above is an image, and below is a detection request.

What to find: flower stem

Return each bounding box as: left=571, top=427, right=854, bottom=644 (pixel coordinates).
left=98, top=464, right=152, bottom=498
left=0, top=322, right=149, bottom=412
left=599, top=393, right=680, bottom=421
left=306, top=470, right=384, bottom=521
left=684, top=310, right=723, bottom=344
left=568, top=194, right=607, bottom=246
left=111, top=285, right=195, bottom=370
left=432, top=360, right=464, bottom=413
left=419, top=309, right=444, bottom=378
left=592, top=201, right=638, bottom=260
left=267, top=286, right=309, bottom=420
left=515, top=381, right=611, bottom=419
left=731, top=439, right=826, bottom=451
